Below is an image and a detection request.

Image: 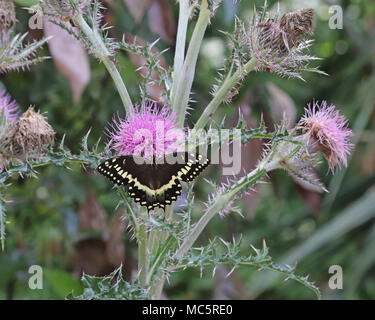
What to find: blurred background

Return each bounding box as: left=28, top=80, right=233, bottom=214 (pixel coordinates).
left=1, top=0, right=374, bottom=299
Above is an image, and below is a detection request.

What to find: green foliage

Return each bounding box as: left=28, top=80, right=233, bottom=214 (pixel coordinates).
left=0, top=33, right=50, bottom=73
left=121, top=37, right=172, bottom=103
left=45, top=269, right=83, bottom=299
left=168, top=237, right=321, bottom=299
left=67, top=267, right=147, bottom=300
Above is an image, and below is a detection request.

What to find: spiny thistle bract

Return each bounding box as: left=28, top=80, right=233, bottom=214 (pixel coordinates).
left=0, top=33, right=51, bottom=73
left=42, top=0, right=89, bottom=18
left=0, top=0, right=51, bottom=73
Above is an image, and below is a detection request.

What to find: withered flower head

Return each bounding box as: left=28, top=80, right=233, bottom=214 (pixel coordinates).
left=249, top=7, right=319, bottom=79
left=258, top=8, right=314, bottom=56
left=280, top=8, right=314, bottom=44
left=0, top=0, right=16, bottom=47
left=13, top=107, right=55, bottom=155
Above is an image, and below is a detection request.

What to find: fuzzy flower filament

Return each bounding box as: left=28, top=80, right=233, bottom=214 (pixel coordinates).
left=0, top=90, right=19, bottom=122
left=298, top=101, right=354, bottom=172
left=107, top=101, right=185, bottom=159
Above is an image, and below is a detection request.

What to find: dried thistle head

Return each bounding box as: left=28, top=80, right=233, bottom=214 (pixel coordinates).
left=280, top=8, right=314, bottom=35
left=280, top=8, right=314, bottom=43
left=13, top=107, right=55, bottom=155
left=257, top=19, right=288, bottom=57
left=248, top=7, right=321, bottom=79
left=258, top=8, right=314, bottom=55
left=0, top=106, right=55, bottom=170
left=0, top=120, right=21, bottom=169
left=0, top=0, right=16, bottom=47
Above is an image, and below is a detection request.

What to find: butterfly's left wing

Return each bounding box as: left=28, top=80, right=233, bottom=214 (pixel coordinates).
left=150, top=152, right=210, bottom=209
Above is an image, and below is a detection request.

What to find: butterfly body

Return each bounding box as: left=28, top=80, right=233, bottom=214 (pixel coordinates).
left=97, top=152, right=210, bottom=211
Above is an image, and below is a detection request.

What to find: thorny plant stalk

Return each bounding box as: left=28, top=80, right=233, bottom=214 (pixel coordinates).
left=150, top=0, right=210, bottom=296
left=73, top=14, right=133, bottom=114
left=175, top=167, right=268, bottom=259
left=174, top=149, right=283, bottom=261
left=173, top=0, right=211, bottom=126
left=170, top=0, right=192, bottom=106
left=138, top=207, right=149, bottom=287
left=194, top=57, right=258, bottom=130
left=148, top=205, right=174, bottom=298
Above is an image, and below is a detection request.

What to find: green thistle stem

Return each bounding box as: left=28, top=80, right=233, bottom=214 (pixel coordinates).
left=0, top=195, right=6, bottom=251
left=74, top=14, right=133, bottom=115
left=171, top=0, right=192, bottom=105
left=194, top=57, right=258, bottom=130
left=173, top=0, right=211, bottom=127
left=148, top=206, right=174, bottom=298
left=174, top=154, right=282, bottom=261
left=138, top=208, right=148, bottom=287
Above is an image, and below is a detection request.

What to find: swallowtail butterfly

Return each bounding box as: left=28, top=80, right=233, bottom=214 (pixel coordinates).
left=97, top=152, right=210, bottom=211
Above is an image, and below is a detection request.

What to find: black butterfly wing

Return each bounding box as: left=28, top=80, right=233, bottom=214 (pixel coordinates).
left=97, top=155, right=159, bottom=209
left=153, top=152, right=210, bottom=208
left=97, top=152, right=210, bottom=211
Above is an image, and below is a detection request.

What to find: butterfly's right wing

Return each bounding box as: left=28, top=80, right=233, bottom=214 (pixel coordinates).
left=151, top=152, right=210, bottom=207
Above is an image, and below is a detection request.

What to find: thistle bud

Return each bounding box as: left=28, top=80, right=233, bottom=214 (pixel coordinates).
left=0, top=0, right=16, bottom=47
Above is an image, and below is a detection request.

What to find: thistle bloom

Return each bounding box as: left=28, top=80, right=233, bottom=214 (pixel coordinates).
left=298, top=101, right=354, bottom=172
left=107, top=101, right=184, bottom=159
left=0, top=90, right=19, bottom=121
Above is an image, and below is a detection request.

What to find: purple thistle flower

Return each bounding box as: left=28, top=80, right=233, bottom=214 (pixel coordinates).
left=0, top=90, right=19, bottom=121
left=107, top=101, right=185, bottom=159
left=298, top=101, right=354, bottom=172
